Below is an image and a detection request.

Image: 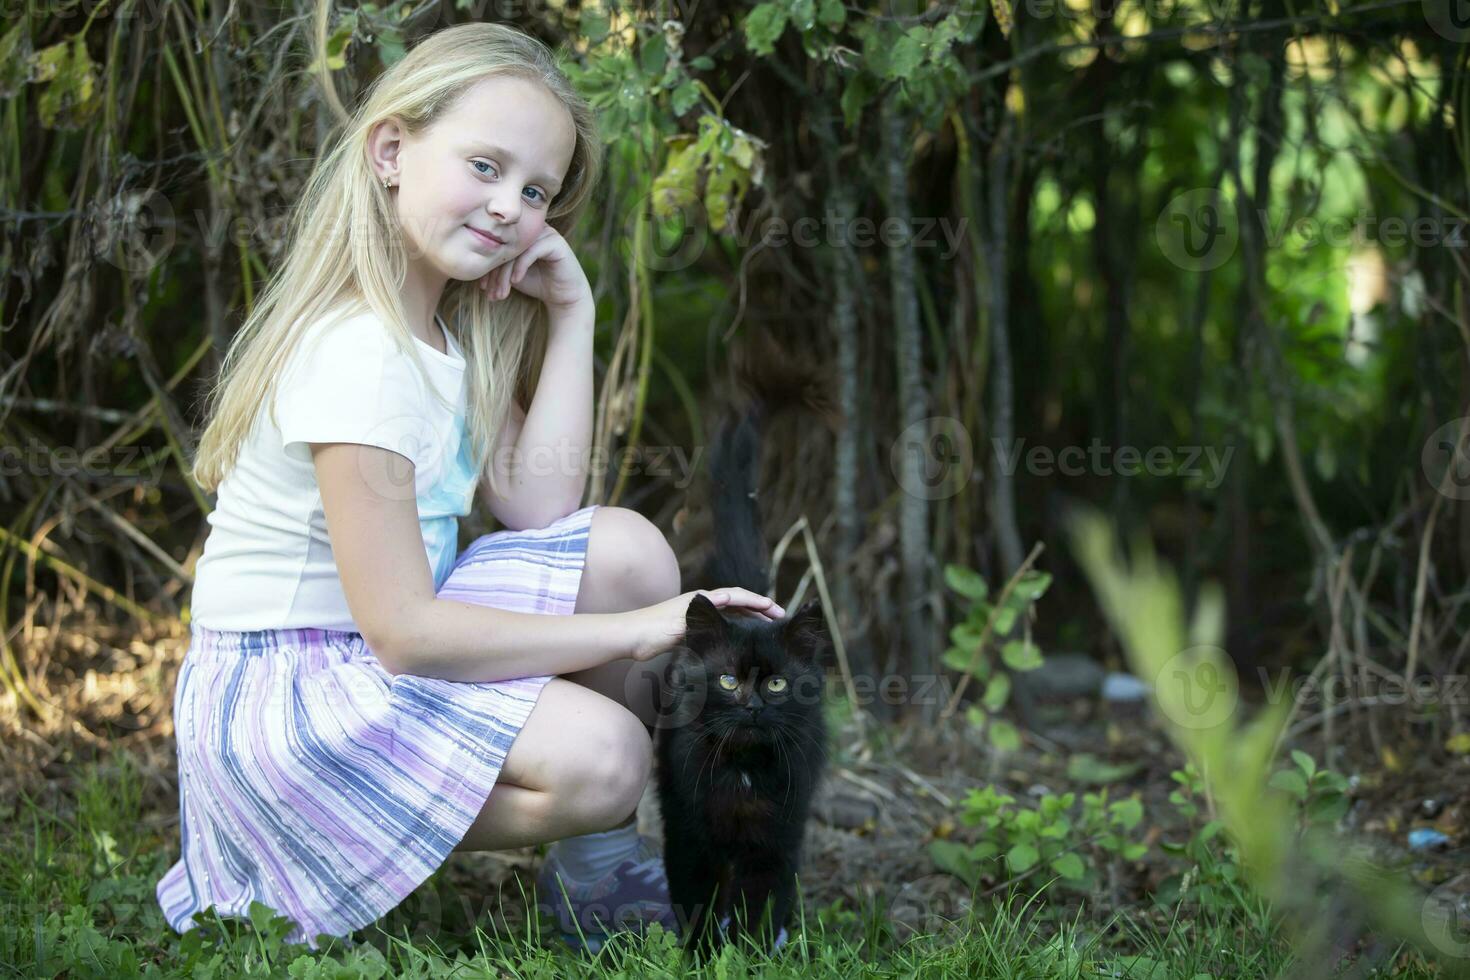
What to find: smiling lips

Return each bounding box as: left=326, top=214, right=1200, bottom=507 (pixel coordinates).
left=466, top=225, right=507, bottom=248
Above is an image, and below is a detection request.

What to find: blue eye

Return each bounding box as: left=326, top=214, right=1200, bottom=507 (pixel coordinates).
left=472, top=160, right=496, bottom=176
left=524, top=187, right=545, bottom=203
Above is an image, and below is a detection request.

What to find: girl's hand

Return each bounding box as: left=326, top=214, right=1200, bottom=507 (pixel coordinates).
left=478, top=225, right=593, bottom=315
left=625, top=589, right=787, bottom=663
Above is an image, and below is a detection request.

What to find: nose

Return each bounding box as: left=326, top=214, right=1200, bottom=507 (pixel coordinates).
left=486, top=188, right=521, bottom=225
left=746, top=705, right=762, bottom=722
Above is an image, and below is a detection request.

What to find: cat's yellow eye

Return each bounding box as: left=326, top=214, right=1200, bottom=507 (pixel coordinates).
left=718, top=673, right=738, bottom=691
left=765, top=677, right=788, bottom=693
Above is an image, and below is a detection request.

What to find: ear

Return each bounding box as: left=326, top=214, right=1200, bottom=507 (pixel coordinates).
left=780, top=598, right=829, bottom=662
left=684, top=592, right=728, bottom=644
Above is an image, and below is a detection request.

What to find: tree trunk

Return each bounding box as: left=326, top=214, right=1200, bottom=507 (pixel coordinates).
left=882, top=98, right=936, bottom=721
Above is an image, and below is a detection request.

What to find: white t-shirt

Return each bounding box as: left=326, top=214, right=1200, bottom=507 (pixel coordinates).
left=189, top=305, right=479, bottom=631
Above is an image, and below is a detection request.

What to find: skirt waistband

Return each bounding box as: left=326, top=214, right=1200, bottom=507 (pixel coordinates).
left=186, top=621, right=372, bottom=667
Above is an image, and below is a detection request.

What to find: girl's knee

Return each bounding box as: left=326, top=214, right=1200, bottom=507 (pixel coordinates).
left=574, top=705, right=651, bottom=827
left=585, top=506, right=680, bottom=604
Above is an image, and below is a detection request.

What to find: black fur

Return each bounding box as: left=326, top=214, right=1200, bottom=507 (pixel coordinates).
left=654, top=341, right=833, bottom=957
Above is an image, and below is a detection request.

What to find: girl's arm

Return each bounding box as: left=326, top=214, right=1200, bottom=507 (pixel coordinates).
left=313, top=438, right=782, bottom=682
left=482, top=299, right=593, bottom=531
left=314, top=437, right=625, bottom=682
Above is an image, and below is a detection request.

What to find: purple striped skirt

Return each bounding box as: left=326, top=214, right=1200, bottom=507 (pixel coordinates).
left=156, top=503, right=599, bottom=947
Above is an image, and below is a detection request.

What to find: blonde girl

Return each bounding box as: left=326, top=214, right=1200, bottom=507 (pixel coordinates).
left=157, top=18, right=783, bottom=951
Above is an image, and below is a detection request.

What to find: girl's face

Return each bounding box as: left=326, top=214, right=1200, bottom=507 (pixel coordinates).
left=373, top=74, right=577, bottom=289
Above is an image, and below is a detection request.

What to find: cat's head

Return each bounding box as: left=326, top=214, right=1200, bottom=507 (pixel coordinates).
left=671, top=593, right=830, bottom=745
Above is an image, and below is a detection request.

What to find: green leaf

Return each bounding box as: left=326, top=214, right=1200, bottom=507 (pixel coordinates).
left=944, top=645, right=976, bottom=674
left=640, top=33, right=668, bottom=76
left=1306, top=793, right=1348, bottom=824
left=1268, top=769, right=1308, bottom=800
left=1290, top=749, right=1316, bottom=778
left=1006, top=841, right=1038, bottom=872
left=790, top=0, right=817, bottom=32
left=743, top=3, right=789, bottom=56
left=929, top=840, right=981, bottom=887
left=944, top=564, right=990, bottom=601
left=1011, top=571, right=1053, bottom=602
left=690, top=55, right=714, bottom=70
left=375, top=26, right=406, bottom=67
left=988, top=719, right=1021, bottom=752
left=33, top=37, right=100, bottom=129
left=671, top=80, right=701, bottom=115
left=1110, top=797, right=1145, bottom=830
left=819, top=0, right=846, bottom=29
left=885, top=33, right=926, bottom=80
left=965, top=704, right=987, bottom=727
left=949, top=622, right=985, bottom=653
left=982, top=673, right=1011, bottom=711
left=992, top=604, right=1019, bottom=634
left=1050, top=852, right=1086, bottom=880
left=840, top=71, right=876, bottom=130
left=314, top=11, right=357, bottom=72
left=0, top=25, right=32, bottom=98
left=1001, top=639, right=1043, bottom=671
left=580, top=9, right=610, bottom=43
left=1066, top=753, right=1142, bottom=785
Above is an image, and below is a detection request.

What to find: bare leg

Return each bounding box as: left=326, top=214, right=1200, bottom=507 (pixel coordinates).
left=455, top=677, right=650, bottom=851
left=565, top=506, right=683, bottom=728
left=454, top=507, right=680, bottom=852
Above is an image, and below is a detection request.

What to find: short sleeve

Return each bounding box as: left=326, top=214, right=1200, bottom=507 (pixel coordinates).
left=273, top=314, right=437, bottom=470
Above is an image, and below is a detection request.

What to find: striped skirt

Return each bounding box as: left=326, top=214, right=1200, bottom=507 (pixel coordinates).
left=156, top=503, right=600, bottom=948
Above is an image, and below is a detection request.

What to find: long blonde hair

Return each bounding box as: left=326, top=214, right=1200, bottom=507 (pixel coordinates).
left=191, top=18, right=603, bottom=504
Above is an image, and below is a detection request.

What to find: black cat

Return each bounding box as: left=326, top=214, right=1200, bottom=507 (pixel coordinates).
left=653, top=344, right=834, bottom=957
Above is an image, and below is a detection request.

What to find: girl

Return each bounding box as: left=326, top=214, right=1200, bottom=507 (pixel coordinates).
left=158, top=20, right=784, bottom=951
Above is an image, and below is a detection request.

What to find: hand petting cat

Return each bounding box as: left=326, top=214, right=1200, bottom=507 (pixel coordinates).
left=627, top=589, right=787, bottom=662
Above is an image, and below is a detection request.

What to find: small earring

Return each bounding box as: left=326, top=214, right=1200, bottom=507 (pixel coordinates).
left=382, top=175, right=394, bottom=189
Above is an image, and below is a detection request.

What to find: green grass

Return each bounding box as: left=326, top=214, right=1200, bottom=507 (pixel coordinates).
left=0, top=753, right=1447, bottom=979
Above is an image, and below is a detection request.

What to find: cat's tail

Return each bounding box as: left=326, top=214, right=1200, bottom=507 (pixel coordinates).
left=697, top=329, right=836, bottom=595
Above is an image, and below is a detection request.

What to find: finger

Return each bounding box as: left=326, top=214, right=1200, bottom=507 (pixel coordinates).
left=725, top=588, right=785, bottom=618
left=511, top=240, right=546, bottom=285
left=496, top=260, right=513, bottom=300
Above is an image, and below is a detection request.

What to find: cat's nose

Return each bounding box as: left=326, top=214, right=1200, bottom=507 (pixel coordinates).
left=746, top=705, right=762, bottom=722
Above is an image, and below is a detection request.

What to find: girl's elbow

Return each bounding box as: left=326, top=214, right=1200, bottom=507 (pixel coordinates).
left=360, top=616, right=422, bottom=676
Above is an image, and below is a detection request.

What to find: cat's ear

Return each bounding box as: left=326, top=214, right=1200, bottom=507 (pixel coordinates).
left=780, top=598, right=829, bottom=662
left=684, top=592, right=728, bottom=644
